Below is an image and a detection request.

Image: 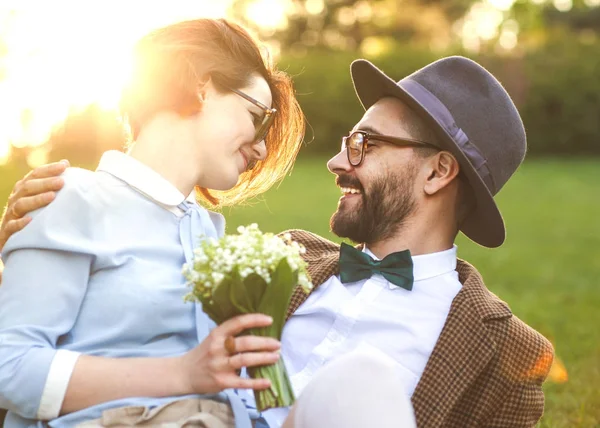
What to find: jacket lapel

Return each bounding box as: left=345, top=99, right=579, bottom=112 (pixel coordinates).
left=285, top=230, right=340, bottom=320
left=411, top=260, right=511, bottom=427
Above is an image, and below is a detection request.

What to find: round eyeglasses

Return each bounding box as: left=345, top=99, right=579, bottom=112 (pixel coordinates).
left=341, top=131, right=438, bottom=166
left=229, top=87, right=277, bottom=144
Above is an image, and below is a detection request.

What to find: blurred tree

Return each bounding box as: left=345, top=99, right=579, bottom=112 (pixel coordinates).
left=45, top=104, right=126, bottom=167
left=544, top=3, right=600, bottom=32
left=509, top=0, right=600, bottom=49
left=228, top=0, right=479, bottom=52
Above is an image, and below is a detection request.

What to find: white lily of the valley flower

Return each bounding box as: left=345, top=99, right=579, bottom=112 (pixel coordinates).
left=183, top=224, right=313, bottom=299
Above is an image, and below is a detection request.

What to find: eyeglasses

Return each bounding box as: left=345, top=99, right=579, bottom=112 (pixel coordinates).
left=229, top=87, right=277, bottom=144
left=341, top=130, right=438, bottom=167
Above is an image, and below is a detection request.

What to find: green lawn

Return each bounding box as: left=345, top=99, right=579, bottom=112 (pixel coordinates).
left=1, top=158, right=599, bottom=426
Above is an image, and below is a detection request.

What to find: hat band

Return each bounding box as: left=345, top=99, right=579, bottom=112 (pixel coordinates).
left=400, top=79, right=496, bottom=194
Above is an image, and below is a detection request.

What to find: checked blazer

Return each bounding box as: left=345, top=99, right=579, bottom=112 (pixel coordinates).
left=284, top=229, right=554, bottom=428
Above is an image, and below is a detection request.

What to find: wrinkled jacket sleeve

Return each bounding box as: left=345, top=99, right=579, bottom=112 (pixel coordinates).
left=0, top=170, right=96, bottom=420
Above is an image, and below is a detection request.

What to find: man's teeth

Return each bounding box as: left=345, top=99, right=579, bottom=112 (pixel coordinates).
left=340, top=187, right=361, bottom=195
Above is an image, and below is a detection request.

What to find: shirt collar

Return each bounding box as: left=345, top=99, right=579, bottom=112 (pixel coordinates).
left=96, top=150, right=191, bottom=209
left=364, top=245, right=457, bottom=282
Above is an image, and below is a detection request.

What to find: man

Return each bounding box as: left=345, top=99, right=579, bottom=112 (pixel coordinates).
left=269, top=56, right=555, bottom=427
left=0, top=56, right=553, bottom=427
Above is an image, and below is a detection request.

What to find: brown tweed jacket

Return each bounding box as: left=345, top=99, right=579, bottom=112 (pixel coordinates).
left=284, top=229, right=554, bottom=428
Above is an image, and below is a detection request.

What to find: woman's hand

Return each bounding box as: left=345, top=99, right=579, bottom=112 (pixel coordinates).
left=179, top=313, right=281, bottom=394
left=0, top=160, right=69, bottom=252
left=61, top=313, right=281, bottom=414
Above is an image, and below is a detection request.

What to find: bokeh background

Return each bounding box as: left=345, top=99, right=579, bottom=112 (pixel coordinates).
left=0, top=1, right=599, bottom=426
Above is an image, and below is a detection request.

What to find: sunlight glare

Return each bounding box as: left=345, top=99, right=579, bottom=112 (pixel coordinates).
left=487, top=0, right=516, bottom=11
left=459, top=1, right=509, bottom=51
left=305, top=0, right=325, bottom=15
left=0, top=140, right=10, bottom=165
left=0, top=0, right=232, bottom=164
left=473, top=3, right=504, bottom=41
left=245, top=0, right=288, bottom=31
left=553, top=0, right=573, bottom=11
left=498, top=28, right=518, bottom=50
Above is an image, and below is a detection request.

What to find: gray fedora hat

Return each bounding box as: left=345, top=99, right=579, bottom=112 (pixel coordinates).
left=350, top=56, right=526, bottom=248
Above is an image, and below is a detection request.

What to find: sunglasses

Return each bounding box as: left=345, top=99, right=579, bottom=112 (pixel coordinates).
left=342, top=130, right=438, bottom=167
left=229, top=87, right=277, bottom=144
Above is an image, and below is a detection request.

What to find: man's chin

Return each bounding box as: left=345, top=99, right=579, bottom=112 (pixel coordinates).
left=330, top=214, right=360, bottom=242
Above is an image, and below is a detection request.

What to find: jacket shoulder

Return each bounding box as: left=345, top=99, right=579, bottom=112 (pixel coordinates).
left=279, top=229, right=340, bottom=258
left=457, top=259, right=554, bottom=384
left=491, top=312, right=555, bottom=384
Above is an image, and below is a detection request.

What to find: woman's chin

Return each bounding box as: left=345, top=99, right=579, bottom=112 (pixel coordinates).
left=202, top=175, right=241, bottom=192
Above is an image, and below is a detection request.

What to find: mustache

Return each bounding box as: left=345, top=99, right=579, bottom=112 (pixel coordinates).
left=336, top=174, right=363, bottom=191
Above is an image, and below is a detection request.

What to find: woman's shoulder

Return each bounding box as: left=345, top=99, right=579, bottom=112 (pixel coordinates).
left=54, top=167, right=131, bottom=207
left=23, top=167, right=105, bottom=219
left=60, top=166, right=102, bottom=193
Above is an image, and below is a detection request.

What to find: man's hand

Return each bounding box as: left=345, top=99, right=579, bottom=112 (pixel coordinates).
left=0, top=160, right=69, bottom=253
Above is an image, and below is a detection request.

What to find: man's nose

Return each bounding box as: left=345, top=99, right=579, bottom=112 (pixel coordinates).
left=327, top=149, right=353, bottom=174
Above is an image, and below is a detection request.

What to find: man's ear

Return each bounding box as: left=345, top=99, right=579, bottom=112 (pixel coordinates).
left=423, top=151, right=461, bottom=196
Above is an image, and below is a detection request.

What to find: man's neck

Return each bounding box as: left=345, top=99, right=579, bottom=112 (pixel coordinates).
left=366, top=218, right=456, bottom=259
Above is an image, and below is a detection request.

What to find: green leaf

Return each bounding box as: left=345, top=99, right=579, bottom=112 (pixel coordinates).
left=207, top=279, right=239, bottom=324
left=243, top=273, right=269, bottom=311
left=228, top=268, right=254, bottom=314
left=257, top=258, right=299, bottom=339
left=201, top=303, right=224, bottom=324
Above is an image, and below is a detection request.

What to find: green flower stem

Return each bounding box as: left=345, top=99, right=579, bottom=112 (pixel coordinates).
left=249, top=358, right=295, bottom=412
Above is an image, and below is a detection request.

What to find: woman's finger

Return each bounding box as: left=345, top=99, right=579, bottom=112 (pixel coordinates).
left=227, top=376, right=272, bottom=391
left=10, top=192, right=56, bottom=219
left=230, top=336, right=281, bottom=354
left=4, top=217, right=32, bottom=235
left=217, top=314, right=273, bottom=337
left=0, top=217, right=32, bottom=250
left=228, top=351, right=280, bottom=370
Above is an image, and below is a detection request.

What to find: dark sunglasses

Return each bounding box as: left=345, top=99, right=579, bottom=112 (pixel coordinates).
left=229, top=87, right=277, bottom=144
left=342, top=130, right=438, bottom=167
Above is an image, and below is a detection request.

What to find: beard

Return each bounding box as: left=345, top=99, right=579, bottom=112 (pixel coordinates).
left=330, top=167, right=418, bottom=245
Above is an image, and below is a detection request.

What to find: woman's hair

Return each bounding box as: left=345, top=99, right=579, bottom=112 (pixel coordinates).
left=120, top=18, right=305, bottom=206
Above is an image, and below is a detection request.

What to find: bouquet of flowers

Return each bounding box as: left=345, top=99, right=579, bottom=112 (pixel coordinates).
left=183, top=224, right=312, bottom=411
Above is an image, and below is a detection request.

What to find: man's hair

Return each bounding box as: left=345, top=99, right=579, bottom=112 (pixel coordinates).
left=120, top=19, right=305, bottom=206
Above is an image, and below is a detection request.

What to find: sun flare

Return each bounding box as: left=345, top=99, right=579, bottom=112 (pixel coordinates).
left=0, top=0, right=234, bottom=164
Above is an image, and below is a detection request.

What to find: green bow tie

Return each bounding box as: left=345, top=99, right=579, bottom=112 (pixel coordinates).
left=338, top=242, right=414, bottom=291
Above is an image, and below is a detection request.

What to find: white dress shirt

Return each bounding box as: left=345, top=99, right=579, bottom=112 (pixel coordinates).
left=262, top=245, right=462, bottom=427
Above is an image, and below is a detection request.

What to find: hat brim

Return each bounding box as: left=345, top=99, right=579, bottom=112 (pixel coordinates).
left=350, top=59, right=505, bottom=248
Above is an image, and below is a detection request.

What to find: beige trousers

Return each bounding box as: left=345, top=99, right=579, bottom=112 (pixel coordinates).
left=75, top=398, right=234, bottom=428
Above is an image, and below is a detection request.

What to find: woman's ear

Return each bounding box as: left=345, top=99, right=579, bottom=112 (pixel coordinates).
left=197, top=74, right=212, bottom=102
left=423, top=151, right=461, bottom=196
left=179, top=75, right=212, bottom=117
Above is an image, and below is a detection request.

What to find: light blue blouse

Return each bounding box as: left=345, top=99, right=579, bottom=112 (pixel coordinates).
left=0, top=152, right=255, bottom=427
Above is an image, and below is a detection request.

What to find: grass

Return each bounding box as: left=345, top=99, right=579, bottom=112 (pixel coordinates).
left=1, top=157, right=599, bottom=426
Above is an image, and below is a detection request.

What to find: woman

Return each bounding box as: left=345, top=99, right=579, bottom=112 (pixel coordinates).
left=0, top=18, right=304, bottom=428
